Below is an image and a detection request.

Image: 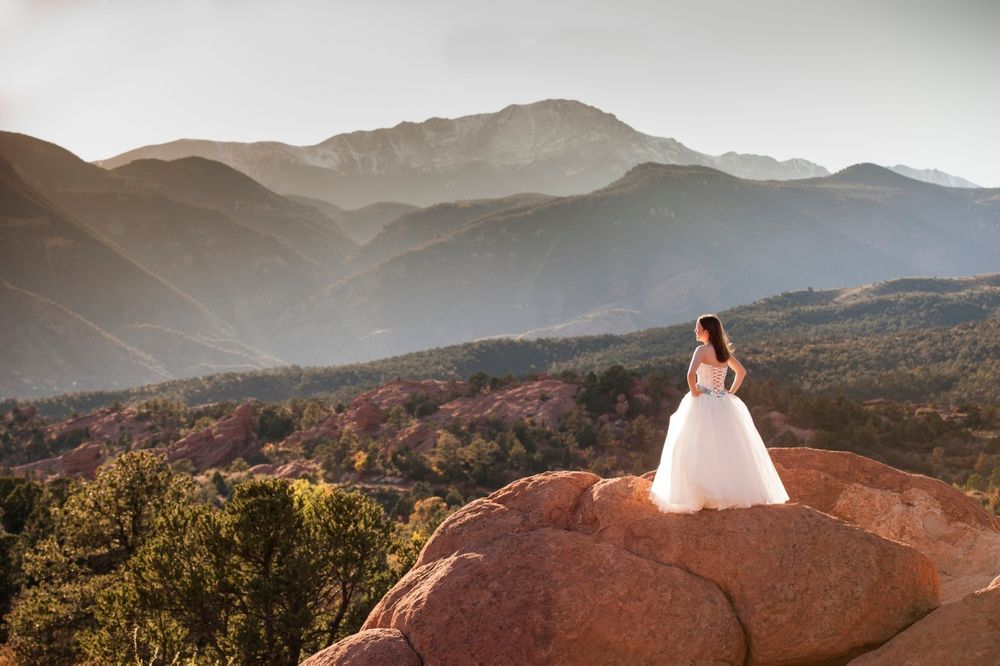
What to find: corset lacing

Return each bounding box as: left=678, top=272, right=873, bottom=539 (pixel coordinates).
left=697, top=364, right=728, bottom=397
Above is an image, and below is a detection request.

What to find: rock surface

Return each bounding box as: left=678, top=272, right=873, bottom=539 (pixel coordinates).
left=270, top=458, right=321, bottom=479
left=430, top=378, right=580, bottom=429
left=277, top=379, right=460, bottom=450
left=770, top=447, right=1000, bottom=602
left=44, top=404, right=162, bottom=448
left=13, top=401, right=261, bottom=478
left=12, top=441, right=105, bottom=480
left=157, top=399, right=259, bottom=472
left=370, top=525, right=746, bottom=665
left=850, top=578, right=1000, bottom=665
left=389, top=422, right=437, bottom=454
left=300, top=627, right=420, bottom=666
left=357, top=378, right=462, bottom=411
left=354, top=469, right=940, bottom=665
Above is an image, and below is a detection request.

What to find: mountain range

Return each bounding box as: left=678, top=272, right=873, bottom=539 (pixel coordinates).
left=2, top=103, right=997, bottom=399
left=273, top=161, right=1000, bottom=366
left=95, top=99, right=981, bottom=209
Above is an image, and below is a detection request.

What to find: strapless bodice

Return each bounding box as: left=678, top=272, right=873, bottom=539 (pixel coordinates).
left=696, top=363, right=728, bottom=396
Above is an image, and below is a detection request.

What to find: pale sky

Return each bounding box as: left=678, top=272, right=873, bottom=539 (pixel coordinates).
left=2, top=0, right=998, bottom=186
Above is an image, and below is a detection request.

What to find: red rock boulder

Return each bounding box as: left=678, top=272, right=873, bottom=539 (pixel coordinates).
left=345, top=398, right=383, bottom=433
left=770, top=447, right=1000, bottom=602
left=162, top=400, right=259, bottom=471
left=12, top=441, right=105, bottom=480
left=279, top=412, right=340, bottom=450
left=389, top=422, right=437, bottom=454
left=851, top=578, right=1000, bottom=665
left=347, top=469, right=939, bottom=665
left=370, top=526, right=746, bottom=664
left=300, top=628, right=420, bottom=666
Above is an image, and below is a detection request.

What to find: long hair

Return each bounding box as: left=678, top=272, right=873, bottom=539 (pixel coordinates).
left=698, top=314, right=733, bottom=362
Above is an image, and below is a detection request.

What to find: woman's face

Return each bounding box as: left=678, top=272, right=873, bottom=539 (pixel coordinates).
left=695, top=321, right=709, bottom=343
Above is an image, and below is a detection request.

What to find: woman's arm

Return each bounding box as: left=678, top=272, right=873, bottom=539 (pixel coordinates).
left=727, top=355, right=747, bottom=394
left=687, top=347, right=705, bottom=397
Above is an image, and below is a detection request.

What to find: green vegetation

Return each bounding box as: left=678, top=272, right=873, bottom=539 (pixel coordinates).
left=0, top=452, right=443, bottom=664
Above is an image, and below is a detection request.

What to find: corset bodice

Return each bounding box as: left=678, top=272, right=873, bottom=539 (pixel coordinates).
left=696, top=363, right=728, bottom=396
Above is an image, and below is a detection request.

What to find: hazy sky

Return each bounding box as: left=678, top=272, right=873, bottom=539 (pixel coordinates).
left=2, top=0, right=998, bottom=186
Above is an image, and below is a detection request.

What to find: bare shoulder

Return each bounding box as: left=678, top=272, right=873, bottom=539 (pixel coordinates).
left=700, top=344, right=725, bottom=365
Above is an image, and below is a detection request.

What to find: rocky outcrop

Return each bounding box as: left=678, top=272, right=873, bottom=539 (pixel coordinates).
left=300, top=628, right=420, bottom=666
left=341, top=378, right=464, bottom=434
left=45, top=404, right=163, bottom=448
left=770, top=447, right=1000, bottom=603
left=277, top=378, right=574, bottom=457
left=250, top=458, right=321, bottom=479
left=850, top=577, right=1000, bottom=665
left=278, top=380, right=459, bottom=450
left=345, top=398, right=382, bottom=433
left=272, top=458, right=321, bottom=479
left=279, top=412, right=341, bottom=450
left=430, top=378, right=580, bottom=429
left=389, top=422, right=437, bottom=454
left=12, top=441, right=105, bottom=480
left=349, top=469, right=939, bottom=665
left=371, top=525, right=747, bottom=664
left=357, top=378, right=462, bottom=411
left=158, top=400, right=259, bottom=472
left=13, top=402, right=259, bottom=478
left=8, top=403, right=188, bottom=481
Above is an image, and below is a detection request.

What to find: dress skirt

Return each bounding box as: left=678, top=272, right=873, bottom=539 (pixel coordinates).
left=648, top=391, right=790, bottom=513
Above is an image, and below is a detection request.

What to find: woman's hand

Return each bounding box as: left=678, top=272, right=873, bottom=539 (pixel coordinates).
left=691, top=386, right=702, bottom=398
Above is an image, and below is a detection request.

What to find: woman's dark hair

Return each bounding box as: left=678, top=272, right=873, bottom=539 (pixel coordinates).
left=698, top=314, right=733, bottom=362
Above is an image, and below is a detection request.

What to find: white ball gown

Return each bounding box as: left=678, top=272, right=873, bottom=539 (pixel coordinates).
left=648, top=362, right=790, bottom=513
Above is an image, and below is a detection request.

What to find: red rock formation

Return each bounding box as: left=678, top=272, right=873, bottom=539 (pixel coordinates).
left=769, top=447, right=1000, bottom=603
left=389, top=422, right=437, bottom=454
left=851, top=578, right=1000, bottom=665
left=271, top=458, right=321, bottom=479
left=430, top=378, right=579, bottom=429
left=372, top=526, right=746, bottom=664
left=45, top=405, right=162, bottom=448
left=161, top=400, right=259, bottom=472
left=338, top=469, right=939, bottom=665
left=12, top=441, right=104, bottom=480
left=300, top=628, right=420, bottom=666
left=346, top=397, right=383, bottom=433
left=280, top=378, right=577, bottom=457
left=356, top=378, right=462, bottom=410
left=279, top=412, right=341, bottom=449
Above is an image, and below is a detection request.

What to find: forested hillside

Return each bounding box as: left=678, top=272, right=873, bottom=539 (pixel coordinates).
left=10, top=274, right=998, bottom=420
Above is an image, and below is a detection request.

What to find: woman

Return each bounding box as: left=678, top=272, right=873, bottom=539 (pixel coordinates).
left=648, top=314, right=789, bottom=513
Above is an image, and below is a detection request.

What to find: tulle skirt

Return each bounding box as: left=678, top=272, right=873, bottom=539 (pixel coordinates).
left=648, top=391, right=790, bottom=513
